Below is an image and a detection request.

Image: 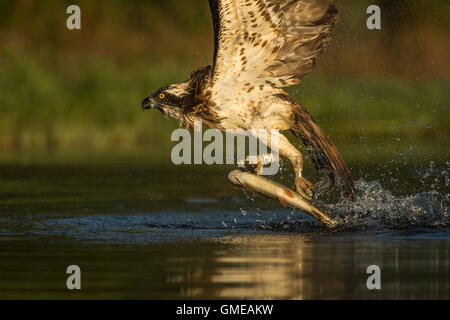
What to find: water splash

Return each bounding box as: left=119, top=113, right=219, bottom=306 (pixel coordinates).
left=322, top=178, right=449, bottom=229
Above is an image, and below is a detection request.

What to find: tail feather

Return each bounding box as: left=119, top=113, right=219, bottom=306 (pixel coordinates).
left=291, top=105, right=356, bottom=201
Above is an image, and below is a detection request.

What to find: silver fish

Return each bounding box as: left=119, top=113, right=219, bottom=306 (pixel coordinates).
left=228, top=169, right=342, bottom=228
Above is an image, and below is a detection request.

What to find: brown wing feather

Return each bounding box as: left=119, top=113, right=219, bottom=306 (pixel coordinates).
left=264, top=0, right=338, bottom=86
left=289, top=102, right=355, bottom=201
left=208, top=0, right=337, bottom=88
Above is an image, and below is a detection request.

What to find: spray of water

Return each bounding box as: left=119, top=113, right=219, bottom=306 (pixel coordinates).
left=254, top=161, right=449, bottom=231
left=321, top=178, right=449, bottom=229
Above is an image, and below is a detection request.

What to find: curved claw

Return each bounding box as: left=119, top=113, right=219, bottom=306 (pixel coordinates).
left=295, top=177, right=314, bottom=201
left=238, top=155, right=264, bottom=175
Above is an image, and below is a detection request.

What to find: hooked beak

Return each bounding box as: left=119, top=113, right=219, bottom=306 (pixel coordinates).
left=142, top=97, right=156, bottom=110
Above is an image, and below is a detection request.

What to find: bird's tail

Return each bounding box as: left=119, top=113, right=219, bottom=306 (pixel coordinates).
left=291, top=105, right=356, bottom=201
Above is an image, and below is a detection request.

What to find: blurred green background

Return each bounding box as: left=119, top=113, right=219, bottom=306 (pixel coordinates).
left=0, top=0, right=448, bottom=165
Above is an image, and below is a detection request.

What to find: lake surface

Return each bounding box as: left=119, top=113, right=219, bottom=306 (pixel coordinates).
left=0, top=160, right=448, bottom=299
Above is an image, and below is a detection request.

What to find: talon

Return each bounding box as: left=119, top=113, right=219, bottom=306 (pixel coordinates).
left=238, top=158, right=263, bottom=175
left=295, top=177, right=314, bottom=200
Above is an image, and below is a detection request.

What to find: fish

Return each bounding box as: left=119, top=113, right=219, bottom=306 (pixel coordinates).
left=228, top=169, right=342, bottom=228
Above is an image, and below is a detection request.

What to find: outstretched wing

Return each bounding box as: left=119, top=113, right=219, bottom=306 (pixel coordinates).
left=208, top=0, right=337, bottom=89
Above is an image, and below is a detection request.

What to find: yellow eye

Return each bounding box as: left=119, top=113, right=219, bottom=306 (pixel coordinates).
left=159, top=93, right=165, bottom=99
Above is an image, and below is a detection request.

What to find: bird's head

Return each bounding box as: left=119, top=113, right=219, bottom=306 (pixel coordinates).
left=142, top=81, right=193, bottom=118
left=142, top=65, right=212, bottom=120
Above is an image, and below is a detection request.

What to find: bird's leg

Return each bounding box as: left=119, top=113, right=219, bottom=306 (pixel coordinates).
left=277, top=134, right=314, bottom=200
left=234, top=129, right=281, bottom=175
left=238, top=153, right=280, bottom=175
left=238, top=154, right=264, bottom=175
left=249, top=131, right=313, bottom=199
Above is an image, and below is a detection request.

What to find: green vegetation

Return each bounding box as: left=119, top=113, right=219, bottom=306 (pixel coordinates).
left=0, top=0, right=448, bottom=164
left=1, top=49, right=447, bottom=164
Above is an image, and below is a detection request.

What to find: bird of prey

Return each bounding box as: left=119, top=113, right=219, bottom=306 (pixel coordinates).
left=142, top=0, right=355, bottom=201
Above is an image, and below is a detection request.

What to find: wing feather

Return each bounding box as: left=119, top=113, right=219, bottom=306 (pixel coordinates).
left=208, top=0, right=337, bottom=89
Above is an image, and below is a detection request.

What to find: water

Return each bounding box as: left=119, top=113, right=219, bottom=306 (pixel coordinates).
left=0, top=160, right=448, bottom=299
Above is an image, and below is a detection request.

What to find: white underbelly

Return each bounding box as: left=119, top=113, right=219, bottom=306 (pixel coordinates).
left=216, top=98, right=292, bottom=131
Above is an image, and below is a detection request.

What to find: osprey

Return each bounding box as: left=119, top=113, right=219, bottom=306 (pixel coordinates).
left=143, top=0, right=355, bottom=201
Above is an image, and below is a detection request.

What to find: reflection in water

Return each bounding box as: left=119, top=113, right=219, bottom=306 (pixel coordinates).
left=163, top=235, right=449, bottom=299
left=0, top=231, right=449, bottom=299
left=0, top=163, right=448, bottom=299
left=167, top=236, right=309, bottom=299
